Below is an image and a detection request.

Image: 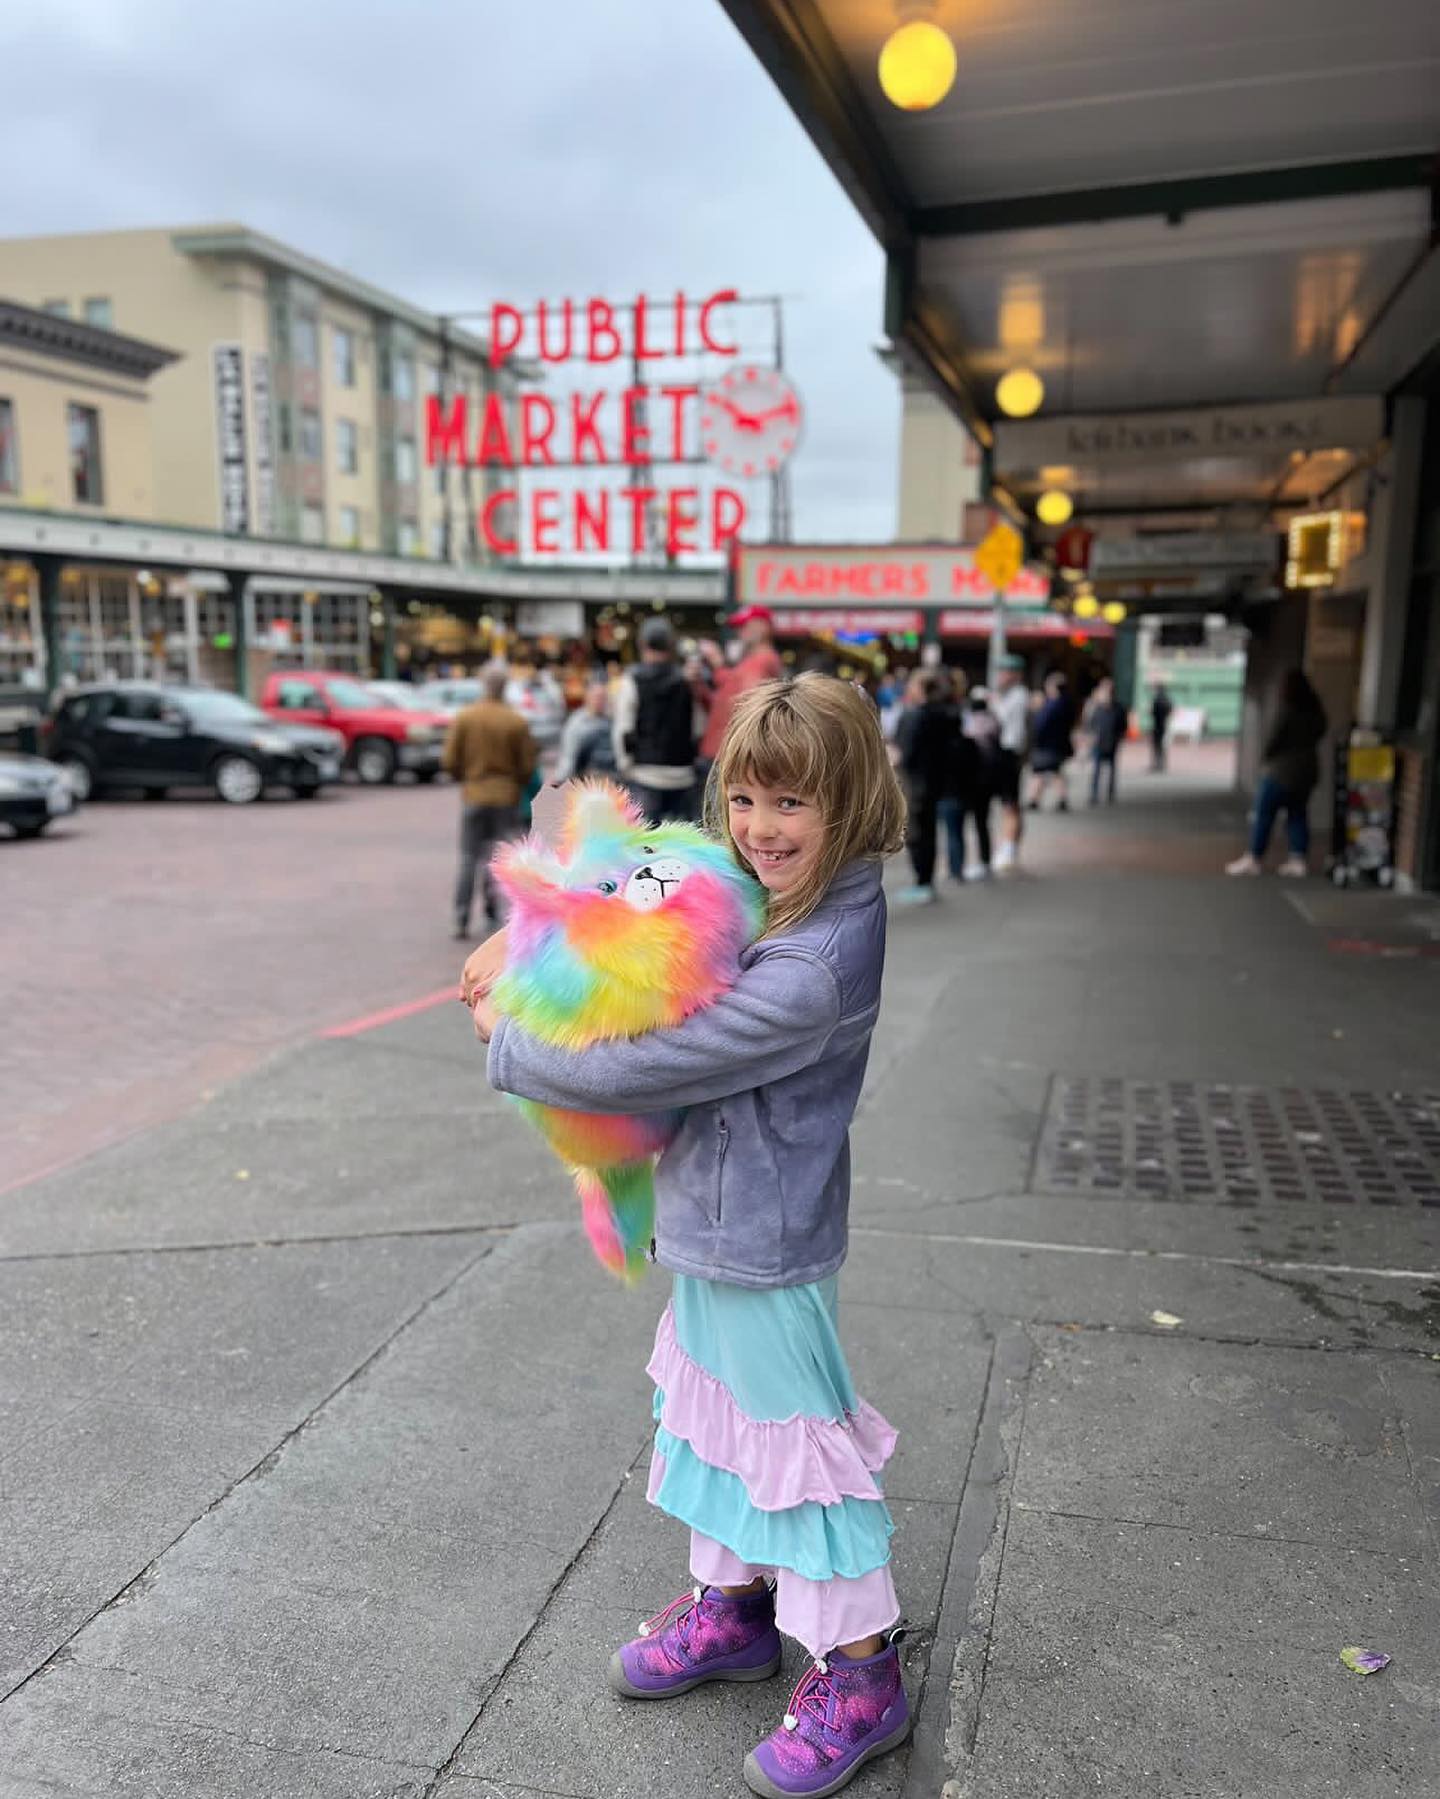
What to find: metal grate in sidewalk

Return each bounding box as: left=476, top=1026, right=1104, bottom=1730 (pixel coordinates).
left=1037, top=1078, right=1440, bottom=1207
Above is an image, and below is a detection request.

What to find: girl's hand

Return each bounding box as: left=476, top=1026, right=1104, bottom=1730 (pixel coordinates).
left=459, top=927, right=509, bottom=1007
left=471, top=991, right=499, bottom=1043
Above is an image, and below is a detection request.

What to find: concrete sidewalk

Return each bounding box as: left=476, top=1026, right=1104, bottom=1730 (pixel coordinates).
left=2, top=763, right=1437, bottom=1798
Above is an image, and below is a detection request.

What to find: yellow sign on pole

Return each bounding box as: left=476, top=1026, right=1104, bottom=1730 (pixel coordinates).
left=974, top=521, right=1023, bottom=592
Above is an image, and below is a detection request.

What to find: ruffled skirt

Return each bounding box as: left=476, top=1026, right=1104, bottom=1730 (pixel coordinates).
left=646, top=1274, right=900, bottom=1655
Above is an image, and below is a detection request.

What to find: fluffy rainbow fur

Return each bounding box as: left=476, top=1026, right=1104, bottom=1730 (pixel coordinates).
left=490, top=780, right=765, bottom=1281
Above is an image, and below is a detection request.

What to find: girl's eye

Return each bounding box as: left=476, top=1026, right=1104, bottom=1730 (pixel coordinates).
left=777, top=796, right=803, bottom=811
left=597, top=880, right=618, bottom=895
left=727, top=794, right=751, bottom=808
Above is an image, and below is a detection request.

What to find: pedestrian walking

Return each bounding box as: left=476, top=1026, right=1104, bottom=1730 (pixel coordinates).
left=698, top=604, right=786, bottom=776
left=1082, top=675, right=1129, bottom=805
left=552, top=676, right=617, bottom=782
left=1027, top=672, right=1076, bottom=812
left=1226, top=668, right=1328, bottom=877
left=990, top=656, right=1030, bottom=870
left=441, top=663, right=535, bottom=940
left=504, top=660, right=567, bottom=756
left=1149, top=682, right=1174, bottom=772
left=467, top=674, right=912, bottom=1799
left=959, top=685, right=1002, bottom=877
left=897, top=669, right=960, bottom=904
left=613, top=617, right=703, bottom=822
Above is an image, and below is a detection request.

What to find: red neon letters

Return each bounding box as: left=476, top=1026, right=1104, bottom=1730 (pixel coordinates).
left=430, top=290, right=748, bottom=557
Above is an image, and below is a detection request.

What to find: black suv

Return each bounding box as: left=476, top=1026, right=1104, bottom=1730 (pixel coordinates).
left=44, top=684, right=346, bottom=804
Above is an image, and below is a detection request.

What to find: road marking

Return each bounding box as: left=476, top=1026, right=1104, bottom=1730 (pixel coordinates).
left=850, top=1227, right=1438, bottom=1283
left=320, top=986, right=460, bottom=1039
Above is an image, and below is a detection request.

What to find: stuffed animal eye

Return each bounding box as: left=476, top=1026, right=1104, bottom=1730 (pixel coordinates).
left=597, top=879, right=619, bottom=895
left=640, top=844, right=657, bottom=855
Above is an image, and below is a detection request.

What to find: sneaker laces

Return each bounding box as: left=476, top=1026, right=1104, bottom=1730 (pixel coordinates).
left=782, top=1657, right=833, bottom=1732
left=637, top=1584, right=704, bottom=1648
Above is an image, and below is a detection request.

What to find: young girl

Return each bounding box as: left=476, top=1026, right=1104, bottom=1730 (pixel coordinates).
left=468, top=675, right=908, bottom=1798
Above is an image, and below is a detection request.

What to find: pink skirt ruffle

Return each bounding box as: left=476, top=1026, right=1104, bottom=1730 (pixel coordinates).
left=646, top=1306, right=897, bottom=1513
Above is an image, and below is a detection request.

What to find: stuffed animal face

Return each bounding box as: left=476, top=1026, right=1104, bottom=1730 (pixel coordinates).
left=492, top=781, right=766, bottom=1051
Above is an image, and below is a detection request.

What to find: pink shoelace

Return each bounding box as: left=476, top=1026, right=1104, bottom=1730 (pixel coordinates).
left=637, top=1585, right=704, bottom=1647
left=782, top=1657, right=834, bottom=1732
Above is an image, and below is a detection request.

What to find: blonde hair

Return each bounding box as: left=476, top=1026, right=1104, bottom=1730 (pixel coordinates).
left=704, top=674, right=907, bottom=938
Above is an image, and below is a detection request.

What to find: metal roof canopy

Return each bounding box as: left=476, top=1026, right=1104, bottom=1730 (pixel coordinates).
left=718, top=0, right=1440, bottom=514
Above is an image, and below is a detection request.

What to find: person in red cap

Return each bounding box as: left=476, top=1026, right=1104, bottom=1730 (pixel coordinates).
left=699, top=605, right=784, bottom=767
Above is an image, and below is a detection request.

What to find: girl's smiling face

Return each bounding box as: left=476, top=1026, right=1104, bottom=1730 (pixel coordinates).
left=727, top=778, right=825, bottom=894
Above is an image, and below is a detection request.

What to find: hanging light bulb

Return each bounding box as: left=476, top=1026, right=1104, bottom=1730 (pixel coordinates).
left=1102, top=601, right=1128, bottom=625
left=1073, top=592, right=1100, bottom=620
left=996, top=367, right=1044, bottom=418
left=878, top=16, right=957, bottom=112
left=1035, top=489, right=1073, bottom=527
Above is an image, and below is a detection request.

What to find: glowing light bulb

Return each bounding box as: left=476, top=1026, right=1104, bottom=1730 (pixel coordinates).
left=1102, top=601, right=1128, bottom=625
left=996, top=367, right=1044, bottom=418
left=1036, top=489, right=1073, bottom=527
left=1073, top=593, right=1100, bottom=620
left=878, top=20, right=957, bottom=112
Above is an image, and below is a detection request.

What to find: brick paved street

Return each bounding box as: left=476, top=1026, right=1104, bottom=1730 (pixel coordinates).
left=2, top=781, right=468, bottom=1193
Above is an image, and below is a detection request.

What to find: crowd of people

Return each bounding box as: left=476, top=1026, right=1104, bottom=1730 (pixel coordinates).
left=439, top=617, right=1323, bottom=934
left=439, top=604, right=785, bottom=938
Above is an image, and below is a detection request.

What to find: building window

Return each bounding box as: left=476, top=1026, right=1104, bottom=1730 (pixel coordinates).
left=293, top=314, right=319, bottom=369
left=397, top=521, right=418, bottom=556
left=0, top=398, right=17, bottom=495
left=277, top=403, right=293, bottom=455
left=391, top=355, right=415, bottom=402
left=299, top=408, right=322, bottom=461
left=336, top=418, right=359, bottom=475
left=428, top=519, right=447, bottom=560
left=395, top=437, right=417, bottom=484
left=84, top=297, right=113, bottom=330
left=338, top=505, right=361, bottom=547
left=422, top=363, right=440, bottom=397
left=67, top=404, right=103, bottom=505
left=301, top=504, right=325, bottom=544
left=42, top=299, right=69, bottom=318
left=333, top=327, right=356, bottom=388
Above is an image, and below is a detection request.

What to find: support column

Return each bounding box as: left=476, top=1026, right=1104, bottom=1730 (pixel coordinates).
left=1357, top=395, right=1425, bottom=729
left=35, top=553, right=63, bottom=709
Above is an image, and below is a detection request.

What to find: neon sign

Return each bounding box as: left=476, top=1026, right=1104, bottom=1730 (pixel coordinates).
left=425, top=289, right=802, bottom=559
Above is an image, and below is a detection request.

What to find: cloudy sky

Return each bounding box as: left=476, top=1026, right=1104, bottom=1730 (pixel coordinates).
left=5, top=0, right=899, bottom=546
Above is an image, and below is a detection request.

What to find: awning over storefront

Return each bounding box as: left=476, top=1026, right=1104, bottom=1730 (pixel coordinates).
left=718, top=0, right=1438, bottom=516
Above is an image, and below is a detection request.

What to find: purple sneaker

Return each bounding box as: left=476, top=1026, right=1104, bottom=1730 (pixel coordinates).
left=743, top=1643, right=910, bottom=1797
left=608, top=1583, right=782, bottom=1699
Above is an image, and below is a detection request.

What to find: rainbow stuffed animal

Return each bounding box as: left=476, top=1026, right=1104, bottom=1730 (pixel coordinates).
left=490, top=780, right=765, bottom=1281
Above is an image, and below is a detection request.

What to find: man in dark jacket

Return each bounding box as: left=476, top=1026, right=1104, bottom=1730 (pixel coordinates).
left=612, top=617, right=701, bottom=822
left=898, top=670, right=963, bottom=904
left=1027, top=673, right=1077, bottom=812
left=1227, top=669, right=1327, bottom=877
left=1083, top=676, right=1129, bottom=805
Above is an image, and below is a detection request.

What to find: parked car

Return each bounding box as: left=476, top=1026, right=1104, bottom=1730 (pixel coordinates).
left=0, top=751, right=77, bottom=837
left=44, top=684, right=345, bottom=804
left=417, top=677, right=481, bottom=717
left=257, top=670, right=446, bottom=785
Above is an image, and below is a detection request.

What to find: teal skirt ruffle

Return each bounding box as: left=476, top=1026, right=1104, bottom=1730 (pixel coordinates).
left=646, top=1273, right=896, bottom=1585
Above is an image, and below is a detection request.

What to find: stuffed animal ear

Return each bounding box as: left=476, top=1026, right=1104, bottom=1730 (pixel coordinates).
left=490, top=836, right=570, bottom=915
left=563, top=778, right=646, bottom=854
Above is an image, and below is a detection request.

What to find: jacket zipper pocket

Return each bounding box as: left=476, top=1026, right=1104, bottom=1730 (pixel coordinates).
left=712, top=1114, right=730, bottom=1226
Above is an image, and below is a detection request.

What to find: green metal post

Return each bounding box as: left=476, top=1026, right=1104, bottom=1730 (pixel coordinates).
left=379, top=588, right=396, bottom=680
left=229, top=573, right=249, bottom=698
left=35, top=554, right=63, bottom=708
left=1112, top=621, right=1139, bottom=711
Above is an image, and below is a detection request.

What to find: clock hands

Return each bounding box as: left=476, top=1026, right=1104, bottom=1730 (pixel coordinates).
left=709, top=392, right=800, bottom=434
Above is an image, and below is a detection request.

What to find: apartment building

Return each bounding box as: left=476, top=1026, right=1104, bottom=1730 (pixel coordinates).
left=0, top=297, right=176, bottom=519
left=0, top=224, right=508, bottom=560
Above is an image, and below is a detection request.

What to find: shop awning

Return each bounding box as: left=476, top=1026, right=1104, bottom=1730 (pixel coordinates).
left=718, top=0, right=1438, bottom=515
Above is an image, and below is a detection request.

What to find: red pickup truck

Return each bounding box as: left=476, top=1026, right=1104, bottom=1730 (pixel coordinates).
left=257, top=671, right=447, bottom=785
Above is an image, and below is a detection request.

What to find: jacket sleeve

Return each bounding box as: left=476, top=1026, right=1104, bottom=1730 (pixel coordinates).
left=441, top=715, right=464, bottom=779
left=612, top=675, right=638, bottom=773
left=487, top=948, right=842, bottom=1112
left=515, top=721, right=537, bottom=785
